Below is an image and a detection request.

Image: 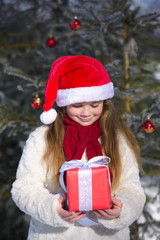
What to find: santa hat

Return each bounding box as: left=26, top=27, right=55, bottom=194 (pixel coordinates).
left=40, top=55, right=114, bottom=124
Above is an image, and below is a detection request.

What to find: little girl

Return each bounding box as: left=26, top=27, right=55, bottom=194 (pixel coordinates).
left=11, top=55, right=146, bottom=240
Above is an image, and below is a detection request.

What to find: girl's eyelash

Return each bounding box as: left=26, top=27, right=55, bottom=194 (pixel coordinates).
left=73, top=103, right=100, bottom=108
left=73, top=105, right=82, bottom=108
left=91, top=104, right=99, bottom=107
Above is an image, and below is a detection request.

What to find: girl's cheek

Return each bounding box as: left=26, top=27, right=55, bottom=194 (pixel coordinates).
left=71, top=109, right=79, bottom=116
left=67, top=108, right=79, bottom=118
left=94, top=107, right=103, bottom=116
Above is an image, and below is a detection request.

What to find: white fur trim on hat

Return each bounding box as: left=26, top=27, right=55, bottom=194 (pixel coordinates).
left=40, top=109, right=57, bottom=125
left=56, top=82, right=114, bottom=107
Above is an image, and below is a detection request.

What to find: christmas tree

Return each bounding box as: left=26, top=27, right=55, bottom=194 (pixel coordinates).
left=0, top=0, right=160, bottom=239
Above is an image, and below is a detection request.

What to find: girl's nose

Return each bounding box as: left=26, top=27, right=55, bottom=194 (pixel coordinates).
left=80, top=106, right=91, bottom=117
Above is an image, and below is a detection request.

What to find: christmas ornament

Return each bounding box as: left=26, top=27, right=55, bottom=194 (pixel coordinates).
left=32, top=94, right=42, bottom=109
left=70, top=16, right=81, bottom=30
left=46, top=34, right=56, bottom=48
left=142, top=118, right=155, bottom=133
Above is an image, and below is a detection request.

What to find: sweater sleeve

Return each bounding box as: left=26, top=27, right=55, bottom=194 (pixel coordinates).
left=11, top=127, right=74, bottom=228
left=97, top=134, right=146, bottom=230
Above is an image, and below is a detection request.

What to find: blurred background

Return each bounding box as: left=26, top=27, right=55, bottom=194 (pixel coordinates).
left=0, top=0, right=160, bottom=239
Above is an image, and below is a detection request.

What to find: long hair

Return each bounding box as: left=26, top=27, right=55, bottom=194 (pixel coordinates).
left=43, top=107, right=66, bottom=187
left=43, top=100, right=141, bottom=191
left=99, top=100, right=141, bottom=190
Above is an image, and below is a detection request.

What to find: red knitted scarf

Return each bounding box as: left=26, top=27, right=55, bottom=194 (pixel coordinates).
left=63, top=115, right=103, bottom=161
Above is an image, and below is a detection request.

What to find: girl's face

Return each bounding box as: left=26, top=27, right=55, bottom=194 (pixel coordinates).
left=66, top=101, right=103, bottom=126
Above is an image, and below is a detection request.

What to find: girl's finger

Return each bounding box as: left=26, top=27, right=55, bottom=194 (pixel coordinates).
left=59, top=210, right=75, bottom=218
left=70, top=213, right=86, bottom=222
left=111, top=196, right=122, bottom=208
left=94, top=210, right=114, bottom=220
left=59, top=209, right=85, bottom=219
left=63, top=212, right=86, bottom=222
left=96, top=209, right=113, bottom=217
left=103, top=208, right=121, bottom=217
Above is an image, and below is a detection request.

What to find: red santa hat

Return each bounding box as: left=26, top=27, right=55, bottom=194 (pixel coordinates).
left=40, top=55, right=114, bottom=124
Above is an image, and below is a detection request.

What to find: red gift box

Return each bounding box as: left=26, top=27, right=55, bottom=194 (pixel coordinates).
left=66, top=165, right=111, bottom=211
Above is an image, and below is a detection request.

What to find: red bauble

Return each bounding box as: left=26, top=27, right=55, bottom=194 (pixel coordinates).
left=31, top=94, right=42, bottom=109
left=46, top=36, right=56, bottom=48
left=142, top=119, right=155, bottom=133
left=70, top=16, right=81, bottom=30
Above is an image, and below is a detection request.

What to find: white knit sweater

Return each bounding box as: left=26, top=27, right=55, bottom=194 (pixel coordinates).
left=11, top=126, right=146, bottom=240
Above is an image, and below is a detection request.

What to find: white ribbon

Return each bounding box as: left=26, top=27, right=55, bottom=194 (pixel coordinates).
left=59, top=156, right=111, bottom=226
left=59, top=156, right=111, bottom=172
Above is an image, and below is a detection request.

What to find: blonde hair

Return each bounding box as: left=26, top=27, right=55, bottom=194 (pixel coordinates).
left=43, top=100, right=141, bottom=191
left=99, top=100, right=141, bottom=190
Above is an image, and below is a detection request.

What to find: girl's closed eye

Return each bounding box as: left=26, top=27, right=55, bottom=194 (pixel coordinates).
left=90, top=101, right=103, bottom=108
left=91, top=103, right=100, bottom=108
left=72, top=102, right=102, bottom=108
left=72, top=104, right=83, bottom=108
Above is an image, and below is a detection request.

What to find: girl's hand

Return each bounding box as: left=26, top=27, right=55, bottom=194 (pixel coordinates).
left=56, top=194, right=86, bottom=222
left=94, top=196, right=122, bottom=220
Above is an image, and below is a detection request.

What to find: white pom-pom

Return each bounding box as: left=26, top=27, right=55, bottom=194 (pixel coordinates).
left=40, top=109, right=57, bottom=125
